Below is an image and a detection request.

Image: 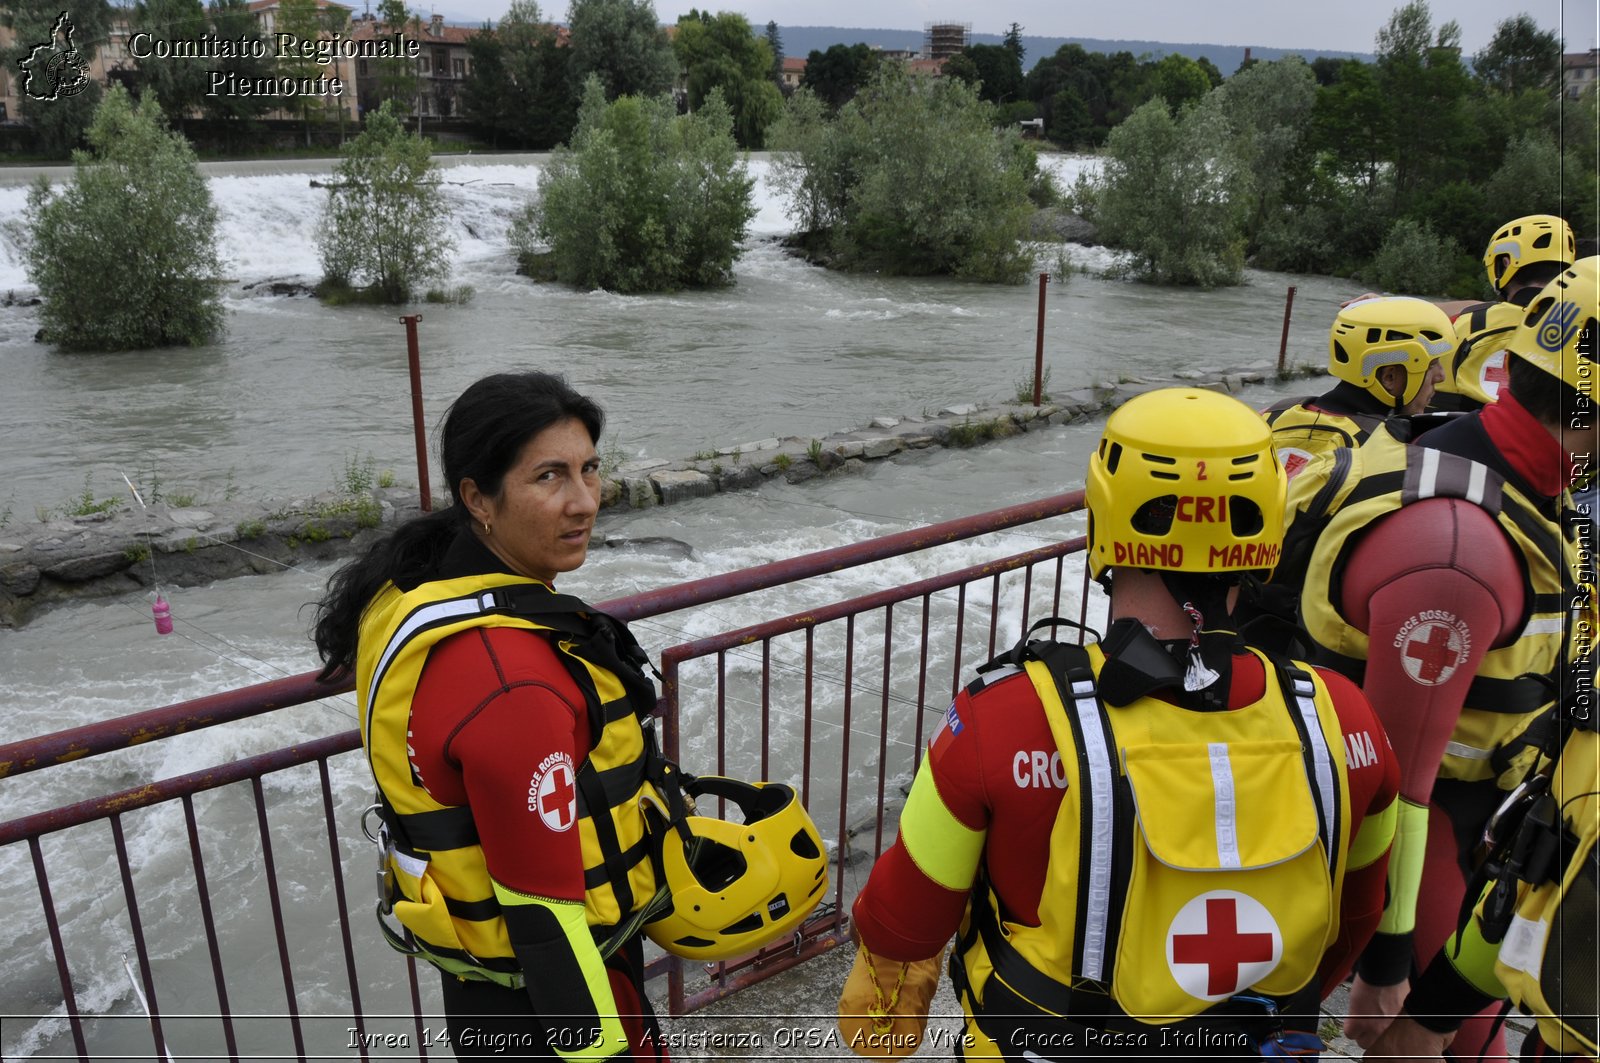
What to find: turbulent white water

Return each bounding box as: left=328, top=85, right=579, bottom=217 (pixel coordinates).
left=0, top=150, right=1368, bottom=1059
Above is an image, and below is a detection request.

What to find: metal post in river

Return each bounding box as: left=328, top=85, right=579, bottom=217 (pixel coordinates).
left=1034, top=272, right=1049, bottom=407
left=1277, top=285, right=1297, bottom=377
left=400, top=314, right=432, bottom=512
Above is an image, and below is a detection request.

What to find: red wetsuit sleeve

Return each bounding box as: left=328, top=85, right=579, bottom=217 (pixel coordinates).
left=410, top=627, right=592, bottom=900
left=1339, top=497, right=1524, bottom=803
left=1315, top=666, right=1401, bottom=997
left=853, top=686, right=994, bottom=962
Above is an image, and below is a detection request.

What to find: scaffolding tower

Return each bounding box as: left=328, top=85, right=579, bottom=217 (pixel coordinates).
left=923, top=21, right=971, bottom=61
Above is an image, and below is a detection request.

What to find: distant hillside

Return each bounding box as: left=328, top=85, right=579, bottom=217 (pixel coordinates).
left=771, top=25, right=1372, bottom=75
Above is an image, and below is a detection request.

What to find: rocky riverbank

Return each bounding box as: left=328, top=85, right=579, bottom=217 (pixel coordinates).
left=0, top=361, right=1319, bottom=627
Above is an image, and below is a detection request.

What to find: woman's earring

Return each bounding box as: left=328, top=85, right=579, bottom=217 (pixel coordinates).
left=482, top=520, right=492, bottom=536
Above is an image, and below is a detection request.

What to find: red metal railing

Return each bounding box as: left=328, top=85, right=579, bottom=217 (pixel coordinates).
left=0, top=491, right=1090, bottom=1062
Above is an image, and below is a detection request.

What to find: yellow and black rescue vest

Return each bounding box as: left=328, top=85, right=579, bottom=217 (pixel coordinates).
left=1264, top=397, right=1384, bottom=479
left=357, top=574, right=665, bottom=987
left=1435, top=301, right=1520, bottom=411
left=1488, top=723, right=1599, bottom=1056
left=953, top=639, right=1351, bottom=1030
left=1293, top=423, right=1577, bottom=784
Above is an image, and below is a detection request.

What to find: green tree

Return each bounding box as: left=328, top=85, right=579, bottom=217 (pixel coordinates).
left=1206, top=57, right=1317, bottom=248
left=1306, top=59, right=1391, bottom=197
left=512, top=77, right=757, bottom=292
left=1474, top=14, right=1562, bottom=95
left=1047, top=87, right=1093, bottom=146
left=460, top=24, right=512, bottom=144
left=316, top=100, right=454, bottom=303
left=1002, top=23, right=1025, bottom=67
left=769, top=67, right=1038, bottom=282
left=1374, top=1, right=1473, bottom=209
left=1027, top=44, right=1112, bottom=144
left=672, top=9, right=783, bottom=147
left=800, top=42, right=878, bottom=110
left=566, top=0, right=678, bottom=101
left=1365, top=217, right=1459, bottom=294
left=277, top=0, right=336, bottom=143
left=1309, top=56, right=1344, bottom=85
left=1482, top=129, right=1569, bottom=221
left=0, top=0, right=112, bottom=156
left=202, top=0, right=275, bottom=130
left=1082, top=96, right=1248, bottom=287
left=131, top=0, right=211, bottom=131
left=369, top=0, right=422, bottom=113
left=1146, top=53, right=1212, bottom=114
left=764, top=20, right=784, bottom=86
left=20, top=86, right=223, bottom=349
left=461, top=1, right=575, bottom=147
left=959, top=42, right=1024, bottom=104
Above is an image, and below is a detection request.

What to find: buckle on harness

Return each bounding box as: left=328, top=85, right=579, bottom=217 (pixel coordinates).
left=362, top=802, right=397, bottom=917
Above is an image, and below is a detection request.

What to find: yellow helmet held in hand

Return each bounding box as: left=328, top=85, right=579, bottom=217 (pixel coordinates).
left=1328, top=296, right=1455, bottom=408
left=1484, top=215, right=1575, bottom=294
left=1507, top=256, right=1599, bottom=394
left=1086, top=388, right=1284, bottom=580
left=644, top=776, right=829, bottom=961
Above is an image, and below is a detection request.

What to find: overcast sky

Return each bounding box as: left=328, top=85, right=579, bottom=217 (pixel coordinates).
left=430, top=0, right=1600, bottom=58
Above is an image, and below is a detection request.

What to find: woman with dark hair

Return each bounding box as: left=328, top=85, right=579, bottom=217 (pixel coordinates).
left=315, top=371, right=669, bottom=1061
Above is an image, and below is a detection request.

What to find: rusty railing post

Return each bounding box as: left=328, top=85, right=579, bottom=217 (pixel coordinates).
left=1034, top=272, right=1049, bottom=406
left=1277, top=285, right=1297, bottom=376
left=400, top=314, right=432, bottom=512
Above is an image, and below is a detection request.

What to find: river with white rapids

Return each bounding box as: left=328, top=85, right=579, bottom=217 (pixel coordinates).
left=0, top=153, right=1370, bottom=1059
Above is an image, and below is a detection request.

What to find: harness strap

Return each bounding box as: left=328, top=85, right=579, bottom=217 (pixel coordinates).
left=1031, top=640, right=1121, bottom=982
left=1276, top=662, right=1342, bottom=880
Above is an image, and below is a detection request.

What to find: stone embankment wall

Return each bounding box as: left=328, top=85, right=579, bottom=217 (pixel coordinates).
left=0, top=362, right=1318, bottom=627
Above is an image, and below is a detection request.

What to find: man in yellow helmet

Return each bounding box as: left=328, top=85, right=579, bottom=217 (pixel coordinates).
left=1434, top=214, right=1575, bottom=411
left=1286, top=259, right=1596, bottom=1059
left=1264, top=296, right=1454, bottom=480
left=841, top=388, right=1399, bottom=1060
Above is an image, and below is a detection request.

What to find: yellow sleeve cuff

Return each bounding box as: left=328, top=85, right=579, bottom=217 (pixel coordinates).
left=1378, top=798, right=1428, bottom=935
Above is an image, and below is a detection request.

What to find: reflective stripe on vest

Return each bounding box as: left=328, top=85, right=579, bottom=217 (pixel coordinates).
left=1064, top=666, right=1114, bottom=982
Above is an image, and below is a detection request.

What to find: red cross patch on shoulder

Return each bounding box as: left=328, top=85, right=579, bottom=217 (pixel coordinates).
left=529, top=752, right=577, bottom=832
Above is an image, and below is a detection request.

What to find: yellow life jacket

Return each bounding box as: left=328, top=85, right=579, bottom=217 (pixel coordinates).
left=1435, top=301, right=1520, bottom=411
left=1263, top=398, right=1384, bottom=481
left=1293, top=423, right=1576, bottom=784
left=953, top=640, right=1351, bottom=1030
left=356, top=574, right=665, bottom=987
left=1489, top=724, right=1600, bottom=1056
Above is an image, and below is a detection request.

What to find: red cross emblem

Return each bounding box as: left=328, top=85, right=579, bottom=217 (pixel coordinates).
left=533, top=757, right=577, bottom=832
left=1400, top=618, right=1467, bottom=686
left=1480, top=352, right=1509, bottom=400
left=1168, top=892, right=1281, bottom=1000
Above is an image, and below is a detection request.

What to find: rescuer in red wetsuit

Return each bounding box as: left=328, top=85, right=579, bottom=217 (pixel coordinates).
left=315, top=372, right=669, bottom=1062
left=1286, top=261, right=1597, bottom=1061
left=842, top=388, right=1399, bottom=1061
